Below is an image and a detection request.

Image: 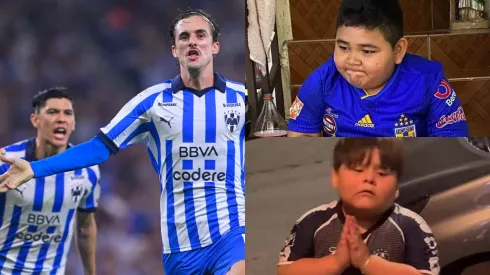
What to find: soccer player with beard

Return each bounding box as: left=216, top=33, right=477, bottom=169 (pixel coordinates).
left=0, top=9, right=245, bottom=275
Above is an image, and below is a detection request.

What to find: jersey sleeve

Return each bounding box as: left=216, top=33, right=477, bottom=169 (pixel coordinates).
left=427, top=77, right=469, bottom=137
left=287, top=63, right=330, bottom=134
left=400, top=209, right=440, bottom=275
left=31, top=136, right=111, bottom=178
left=78, top=166, right=101, bottom=212
left=99, top=85, right=166, bottom=153
left=278, top=210, right=324, bottom=265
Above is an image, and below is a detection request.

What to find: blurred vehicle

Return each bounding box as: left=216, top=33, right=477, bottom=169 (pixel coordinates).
left=397, top=138, right=490, bottom=275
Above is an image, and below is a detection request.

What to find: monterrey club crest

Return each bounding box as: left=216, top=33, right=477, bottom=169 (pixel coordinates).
left=373, top=248, right=390, bottom=260
left=225, top=110, right=241, bottom=133
left=71, top=183, right=84, bottom=203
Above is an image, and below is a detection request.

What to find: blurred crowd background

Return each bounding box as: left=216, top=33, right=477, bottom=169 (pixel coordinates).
left=0, top=0, right=245, bottom=274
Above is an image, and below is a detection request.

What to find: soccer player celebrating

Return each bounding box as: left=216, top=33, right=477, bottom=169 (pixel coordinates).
left=0, top=9, right=245, bottom=275
left=287, top=0, right=469, bottom=137
left=0, top=88, right=100, bottom=274
left=277, top=138, right=440, bottom=275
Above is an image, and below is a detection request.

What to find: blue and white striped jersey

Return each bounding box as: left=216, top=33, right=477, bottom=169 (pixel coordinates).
left=0, top=139, right=100, bottom=274
left=99, top=73, right=245, bottom=253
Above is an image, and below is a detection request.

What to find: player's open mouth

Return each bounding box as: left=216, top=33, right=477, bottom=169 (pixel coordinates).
left=187, top=49, right=200, bottom=61
left=53, top=127, right=67, bottom=139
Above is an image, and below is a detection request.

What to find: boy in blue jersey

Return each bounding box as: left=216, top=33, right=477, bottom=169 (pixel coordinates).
left=0, top=88, right=99, bottom=274
left=0, top=9, right=245, bottom=275
left=287, top=0, right=469, bottom=137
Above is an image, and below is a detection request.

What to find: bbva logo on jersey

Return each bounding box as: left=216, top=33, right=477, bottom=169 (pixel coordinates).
left=224, top=110, right=241, bottom=133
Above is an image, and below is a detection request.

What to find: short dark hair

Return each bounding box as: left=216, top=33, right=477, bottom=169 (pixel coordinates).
left=32, top=87, right=74, bottom=113
left=169, top=9, right=220, bottom=46
left=333, top=138, right=404, bottom=179
left=336, top=0, right=404, bottom=48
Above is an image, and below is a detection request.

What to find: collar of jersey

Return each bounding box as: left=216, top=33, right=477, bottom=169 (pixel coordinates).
left=335, top=200, right=395, bottom=239
left=25, top=138, right=73, bottom=162
left=355, top=63, right=401, bottom=101
left=171, top=72, right=227, bottom=96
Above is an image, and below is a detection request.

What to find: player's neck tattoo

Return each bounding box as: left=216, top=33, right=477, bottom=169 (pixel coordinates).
left=35, top=138, right=67, bottom=160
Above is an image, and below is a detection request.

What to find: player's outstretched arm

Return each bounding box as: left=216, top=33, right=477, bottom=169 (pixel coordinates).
left=0, top=136, right=111, bottom=192
left=76, top=212, right=97, bottom=275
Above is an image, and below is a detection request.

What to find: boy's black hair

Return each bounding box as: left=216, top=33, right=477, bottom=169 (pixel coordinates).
left=32, top=87, right=74, bottom=113
left=169, top=9, right=220, bottom=46
left=333, top=138, right=404, bottom=179
left=337, top=0, right=404, bottom=48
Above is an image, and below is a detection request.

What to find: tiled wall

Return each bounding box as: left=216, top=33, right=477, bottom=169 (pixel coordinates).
left=287, top=0, right=490, bottom=136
